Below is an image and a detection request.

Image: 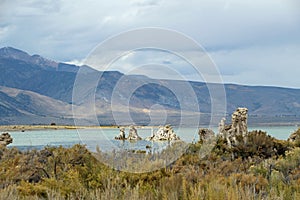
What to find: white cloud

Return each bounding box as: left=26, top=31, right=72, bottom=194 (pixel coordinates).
left=65, top=59, right=85, bottom=66
left=0, top=0, right=299, bottom=87
left=130, top=0, right=160, bottom=7
left=210, top=44, right=300, bottom=88
left=0, top=25, right=12, bottom=40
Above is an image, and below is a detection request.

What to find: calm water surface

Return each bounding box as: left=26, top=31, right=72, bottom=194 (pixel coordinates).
left=7, top=126, right=298, bottom=151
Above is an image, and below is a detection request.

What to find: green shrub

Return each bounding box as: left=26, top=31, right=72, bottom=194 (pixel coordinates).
left=232, top=130, right=289, bottom=159
left=0, top=138, right=299, bottom=199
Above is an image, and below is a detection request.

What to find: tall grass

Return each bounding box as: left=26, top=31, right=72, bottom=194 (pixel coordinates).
left=0, top=130, right=299, bottom=199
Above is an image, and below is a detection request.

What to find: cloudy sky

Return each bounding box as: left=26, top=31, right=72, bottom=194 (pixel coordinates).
left=0, top=0, right=300, bottom=88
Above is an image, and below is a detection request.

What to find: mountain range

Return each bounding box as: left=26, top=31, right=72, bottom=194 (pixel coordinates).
left=0, top=46, right=299, bottom=126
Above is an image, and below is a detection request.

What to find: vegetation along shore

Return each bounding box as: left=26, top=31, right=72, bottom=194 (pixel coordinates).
left=0, top=109, right=299, bottom=199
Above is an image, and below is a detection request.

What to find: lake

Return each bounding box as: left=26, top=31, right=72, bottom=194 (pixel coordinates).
left=6, top=126, right=298, bottom=152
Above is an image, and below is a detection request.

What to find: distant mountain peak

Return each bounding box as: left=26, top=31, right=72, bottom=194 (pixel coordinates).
left=30, top=54, right=58, bottom=69
left=0, top=46, right=30, bottom=60
left=1, top=46, right=25, bottom=52
left=0, top=46, right=58, bottom=69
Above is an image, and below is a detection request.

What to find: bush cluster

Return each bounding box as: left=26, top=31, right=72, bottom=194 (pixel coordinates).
left=0, top=129, right=299, bottom=199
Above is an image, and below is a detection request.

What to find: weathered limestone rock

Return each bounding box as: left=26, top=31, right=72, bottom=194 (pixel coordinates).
left=149, top=124, right=180, bottom=141
left=231, top=107, right=248, bottom=137
left=198, top=128, right=215, bottom=141
left=127, top=125, right=142, bottom=140
left=115, top=127, right=126, bottom=140
left=218, top=107, right=248, bottom=147
left=0, top=132, right=13, bottom=147
left=288, top=128, right=300, bottom=143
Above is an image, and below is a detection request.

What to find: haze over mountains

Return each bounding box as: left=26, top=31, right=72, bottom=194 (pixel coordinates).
left=0, top=47, right=299, bottom=126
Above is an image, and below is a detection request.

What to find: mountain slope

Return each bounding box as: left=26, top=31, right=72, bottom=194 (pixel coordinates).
left=0, top=86, right=76, bottom=125
left=0, top=47, right=91, bottom=103
left=0, top=46, right=300, bottom=125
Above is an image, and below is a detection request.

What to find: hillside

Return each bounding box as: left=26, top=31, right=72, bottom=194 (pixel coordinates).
left=0, top=86, right=75, bottom=125
left=0, top=47, right=300, bottom=125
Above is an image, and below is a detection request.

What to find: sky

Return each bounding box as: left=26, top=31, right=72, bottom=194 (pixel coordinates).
left=0, top=0, right=300, bottom=88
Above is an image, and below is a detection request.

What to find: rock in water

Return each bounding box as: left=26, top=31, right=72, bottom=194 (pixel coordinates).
left=149, top=124, right=180, bottom=141
left=0, top=132, right=13, bottom=147
left=115, top=127, right=126, bottom=140
left=127, top=126, right=142, bottom=140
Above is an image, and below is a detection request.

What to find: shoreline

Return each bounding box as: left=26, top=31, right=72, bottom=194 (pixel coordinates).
left=0, top=125, right=161, bottom=132
left=0, top=123, right=298, bottom=132
left=0, top=125, right=119, bottom=132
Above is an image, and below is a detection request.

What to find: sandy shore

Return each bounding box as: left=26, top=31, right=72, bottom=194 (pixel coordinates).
left=0, top=125, right=159, bottom=132
left=0, top=125, right=121, bottom=132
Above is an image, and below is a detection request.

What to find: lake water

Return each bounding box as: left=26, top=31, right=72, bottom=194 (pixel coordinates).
left=7, top=126, right=298, bottom=152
